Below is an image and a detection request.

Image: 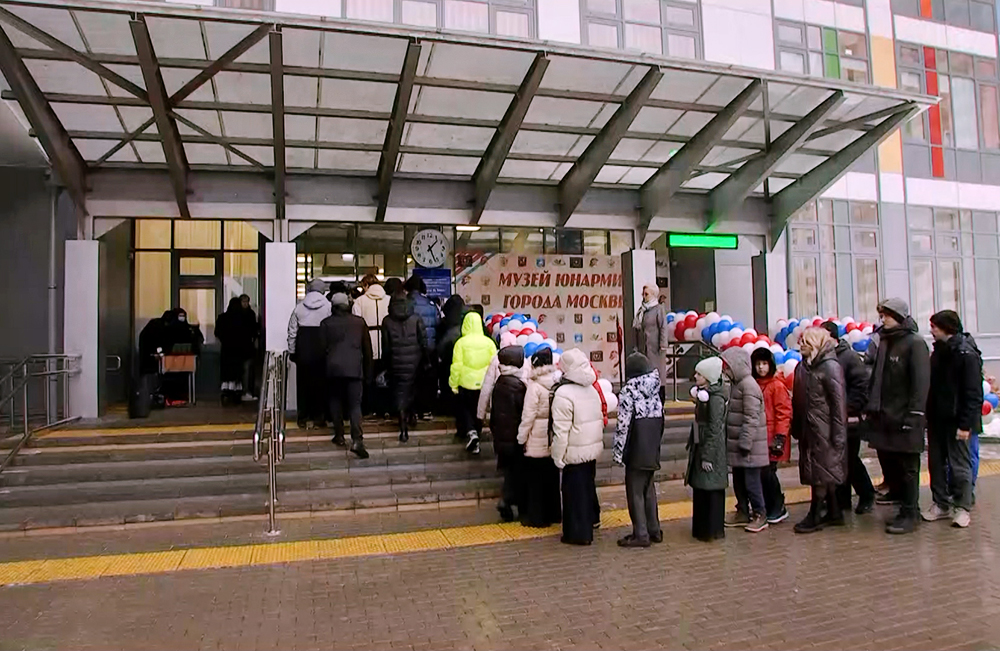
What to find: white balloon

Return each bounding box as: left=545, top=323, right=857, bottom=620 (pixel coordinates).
left=787, top=333, right=800, bottom=350
left=770, top=344, right=783, bottom=354
left=718, top=332, right=732, bottom=346
left=847, top=329, right=863, bottom=344
left=985, top=380, right=993, bottom=396
left=686, top=310, right=698, bottom=317
left=721, top=315, right=733, bottom=323
left=783, top=359, right=799, bottom=375
left=543, top=338, right=557, bottom=348
left=744, top=329, right=758, bottom=339
left=777, top=319, right=788, bottom=328
left=862, top=326, right=873, bottom=335
left=527, top=333, right=543, bottom=344
left=552, top=353, right=561, bottom=366
left=707, top=313, right=721, bottom=325
left=695, top=318, right=706, bottom=331
left=754, top=340, right=770, bottom=349
left=499, top=325, right=509, bottom=334
left=712, top=333, right=724, bottom=347
left=842, top=316, right=855, bottom=324
left=516, top=334, right=529, bottom=345
left=742, top=342, right=755, bottom=353
left=729, top=328, right=744, bottom=342
left=507, top=319, right=523, bottom=330
left=520, top=322, right=536, bottom=332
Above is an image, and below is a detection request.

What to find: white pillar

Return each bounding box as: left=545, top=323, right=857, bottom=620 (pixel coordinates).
left=621, top=249, right=657, bottom=356
left=265, top=242, right=297, bottom=410
left=64, top=240, right=99, bottom=419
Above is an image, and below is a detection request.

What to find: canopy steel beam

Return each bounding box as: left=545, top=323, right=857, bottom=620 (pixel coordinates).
left=0, top=25, right=87, bottom=211
left=639, top=79, right=761, bottom=241
left=130, top=16, right=190, bottom=219
left=0, top=8, right=147, bottom=102
left=269, top=29, right=285, bottom=220
left=557, top=66, right=663, bottom=226
left=168, top=111, right=264, bottom=167
left=770, top=102, right=918, bottom=246
left=374, top=40, right=421, bottom=223
left=471, top=53, right=548, bottom=225
left=705, top=90, right=845, bottom=230
left=806, top=103, right=908, bottom=142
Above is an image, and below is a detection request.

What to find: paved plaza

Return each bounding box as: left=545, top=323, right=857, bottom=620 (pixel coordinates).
left=1, top=466, right=999, bottom=651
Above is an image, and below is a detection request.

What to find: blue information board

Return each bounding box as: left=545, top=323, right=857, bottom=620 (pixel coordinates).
left=413, top=267, right=452, bottom=300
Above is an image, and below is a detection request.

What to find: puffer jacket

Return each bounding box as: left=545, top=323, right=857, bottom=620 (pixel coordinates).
left=720, top=347, right=769, bottom=468
left=685, top=381, right=729, bottom=491
left=449, top=312, right=497, bottom=392
left=928, top=332, right=984, bottom=433
left=381, top=293, right=427, bottom=406
left=757, top=375, right=792, bottom=463
left=865, top=316, right=930, bottom=453
left=518, top=364, right=559, bottom=458
left=477, top=350, right=531, bottom=420
left=550, top=349, right=606, bottom=469
left=409, top=291, right=440, bottom=350
left=352, top=284, right=389, bottom=359
left=613, top=370, right=663, bottom=469
left=791, top=340, right=848, bottom=486
left=490, top=347, right=528, bottom=458
left=287, top=291, right=331, bottom=361
left=834, top=339, right=870, bottom=419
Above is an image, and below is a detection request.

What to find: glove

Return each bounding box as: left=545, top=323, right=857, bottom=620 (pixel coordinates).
left=701, top=461, right=713, bottom=473
left=769, top=434, right=786, bottom=458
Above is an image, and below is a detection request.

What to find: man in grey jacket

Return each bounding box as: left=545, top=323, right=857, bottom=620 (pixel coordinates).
left=720, top=347, right=771, bottom=533
left=288, top=278, right=331, bottom=429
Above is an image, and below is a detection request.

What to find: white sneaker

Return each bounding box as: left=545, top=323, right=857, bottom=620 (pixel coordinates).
left=922, top=503, right=952, bottom=522
left=952, top=508, right=971, bottom=528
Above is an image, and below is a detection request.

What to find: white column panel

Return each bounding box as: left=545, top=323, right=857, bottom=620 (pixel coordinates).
left=64, top=240, right=99, bottom=420
left=766, top=230, right=789, bottom=324
left=701, top=3, right=775, bottom=70
left=715, top=237, right=758, bottom=326
left=265, top=242, right=297, bottom=353
left=537, top=0, right=581, bottom=44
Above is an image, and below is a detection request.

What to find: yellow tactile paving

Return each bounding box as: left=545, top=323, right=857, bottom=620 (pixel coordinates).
left=37, top=423, right=259, bottom=438
left=1, top=462, right=997, bottom=588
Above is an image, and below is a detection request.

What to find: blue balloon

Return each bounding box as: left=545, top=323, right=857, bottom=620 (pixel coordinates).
left=500, top=317, right=510, bottom=326
left=774, top=351, right=785, bottom=365
left=718, top=319, right=732, bottom=332
left=775, top=333, right=787, bottom=348
left=702, top=327, right=711, bottom=342
left=537, top=342, right=552, bottom=351
left=786, top=350, right=803, bottom=362
left=733, top=322, right=744, bottom=331
left=987, top=393, right=999, bottom=409
left=666, top=314, right=675, bottom=323
left=852, top=339, right=870, bottom=353
left=554, top=348, right=564, bottom=355
left=524, top=342, right=539, bottom=357
left=838, top=324, right=847, bottom=337
left=511, top=314, right=525, bottom=322
left=789, top=319, right=799, bottom=329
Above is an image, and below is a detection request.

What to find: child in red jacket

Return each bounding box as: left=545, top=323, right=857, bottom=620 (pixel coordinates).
left=751, top=347, right=792, bottom=524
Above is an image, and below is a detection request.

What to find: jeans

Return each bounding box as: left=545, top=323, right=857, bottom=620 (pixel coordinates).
left=328, top=378, right=364, bottom=443
left=761, top=462, right=785, bottom=518
left=928, top=423, right=974, bottom=511
left=625, top=466, right=660, bottom=540
left=836, top=431, right=875, bottom=507
left=732, top=466, right=766, bottom=517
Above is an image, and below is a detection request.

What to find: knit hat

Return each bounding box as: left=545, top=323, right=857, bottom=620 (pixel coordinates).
left=694, top=356, right=723, bottom=386
left=306, top=278, right=327, bottom=294
left=820, top=321, right=841, bottom=341
left=878, top=297, right=910, bottom=322
left=625, top=351, right=652, bottom=380
left=499, top=332, right=517, bottom=348
left=330, top=292, right=349, bottom=309
left=930, top=309, right=963, bottom=336
left=531, top=347, right=553, bottom=368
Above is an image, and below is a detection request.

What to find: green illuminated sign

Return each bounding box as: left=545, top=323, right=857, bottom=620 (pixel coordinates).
left=667, top=232, right=738, bottom=249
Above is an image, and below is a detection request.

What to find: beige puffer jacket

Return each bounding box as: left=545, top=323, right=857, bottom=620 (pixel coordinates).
left=517, top=364, right=559, bottom=458
left=550, top=349, right=616, bottom=469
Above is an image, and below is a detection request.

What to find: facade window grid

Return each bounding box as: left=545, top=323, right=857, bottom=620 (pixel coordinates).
left=774, top=21, right=870, bottom=84
left=898, top=42, right=1000, bottom=181
left=789, top=199, right=882, bottom=323
left=579, top=0, right=702, bottom=59
left=889, top=0, right=996, bottom=32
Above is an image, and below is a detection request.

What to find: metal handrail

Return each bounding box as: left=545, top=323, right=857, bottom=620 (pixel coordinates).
left=0, top=354, right=81, bottom=473
left=253, top=351, right=289, bottom=534
left=665, top=340, right=720, bottom=402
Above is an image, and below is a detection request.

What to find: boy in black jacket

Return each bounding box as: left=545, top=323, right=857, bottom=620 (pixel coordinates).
left=490, top=346, right=528, bottom=522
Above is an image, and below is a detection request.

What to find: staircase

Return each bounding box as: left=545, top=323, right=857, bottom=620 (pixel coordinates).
left=0, top=406, right=695, bottom=532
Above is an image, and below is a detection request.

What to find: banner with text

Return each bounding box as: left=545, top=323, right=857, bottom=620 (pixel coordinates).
left=457, top=253, right=623, bottom=381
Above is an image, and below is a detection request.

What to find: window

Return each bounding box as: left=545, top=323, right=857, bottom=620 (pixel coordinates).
left=402, top=0, right=438, bottom=26
left=580, top=0, right=701, bottom=58
left=791, top=200, right=881, bottom=319
left=328, top=0, right=535, bottom=36
left=776, top=22, right=868, bottom=83
left=445, top=0, right=490, bottom=31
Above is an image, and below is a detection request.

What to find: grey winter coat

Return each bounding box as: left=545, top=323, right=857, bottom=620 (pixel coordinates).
left=720, top=347, right=769, bottom=468
left=791, top=341, right=848, bottom=486
left=288, top=291, right=332, bottom=358
left=634, top=303, right=669, bottom=388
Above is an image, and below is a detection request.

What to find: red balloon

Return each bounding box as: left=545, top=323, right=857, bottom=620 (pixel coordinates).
left=984, top=401, right=993, bottom=416
left=684, top=314, right=698, bottom=328
left=845, top=323, right=858, bottom=333
left=674, top=323, right=686, bottom=340
left=784, top=373, right=795, bottom=391
left=740, top=333, right=755, bottom=346
left=812, top=318, right=823, bottom=326
left=756, top=335, right=770, bottom=344
left=537, top=330, right=547, bottom=339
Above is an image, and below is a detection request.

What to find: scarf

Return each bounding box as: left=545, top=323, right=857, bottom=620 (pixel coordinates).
left=868, top=323, right=906, bottom=413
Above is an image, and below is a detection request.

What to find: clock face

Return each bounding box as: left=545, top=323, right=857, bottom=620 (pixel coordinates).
left=411, top=229, right=448, bottom=268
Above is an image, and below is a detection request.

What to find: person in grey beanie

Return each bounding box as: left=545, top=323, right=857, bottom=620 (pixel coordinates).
left=865, top=298, right=930, bottom=534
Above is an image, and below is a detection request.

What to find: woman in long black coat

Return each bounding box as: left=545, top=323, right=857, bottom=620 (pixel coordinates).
left=382, top=291, right=427, bottom=442
left=436, top=295, right=466, bottom=418
left=791, top=326, right=848, bottom=534
left=215, top=297, right=255, bottom=405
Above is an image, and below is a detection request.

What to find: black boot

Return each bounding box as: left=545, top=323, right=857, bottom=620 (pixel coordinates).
left=794, top=495, right=825, bottom=534
left=349, top=440, right=369, bottom=460
left=398, top=414, right=409, bottom=443
left=821, top=490, right=845, bottom=527
left=331, top=432, right=346, bottom=447
left=886, top=508, right=917, bottom=534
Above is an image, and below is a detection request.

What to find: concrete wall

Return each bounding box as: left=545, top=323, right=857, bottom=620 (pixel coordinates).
left=0, top=168, right=76, bottom=360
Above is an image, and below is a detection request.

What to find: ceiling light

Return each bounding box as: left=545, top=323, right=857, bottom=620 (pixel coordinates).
left=342, top=253, right=354, bottom=261
left=456, top=225, right=481, bottom=232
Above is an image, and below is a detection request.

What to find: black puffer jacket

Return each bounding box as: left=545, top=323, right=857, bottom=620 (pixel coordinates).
left=865, top=317, right=930, bottom=453
left=320, top=304, right=373, bottom=381
left=791, top=341, right=847, bottom=486
left=382, top=293, right=427, bottom=406
left=928, top=332, right=983, bottom=433
left=490, top=346, right=527, bottom=459
left=834, top=339, right=869, bottom=420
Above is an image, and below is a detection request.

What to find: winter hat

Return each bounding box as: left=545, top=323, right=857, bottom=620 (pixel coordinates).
left=531, top=347, right=553, bottom=368
left=330, top=292, right=349, bottom=309
left=625, top=351, right=652, bottom=380
left=694, top=356, right=723, bottom=386
left=750, top=347, right=776, bottom=378
left=820, top=321, right=840, bottom=341
left=878, top=297, right=910, bottom=322
left=500, top=332, right=517, bottom=348
left=497, top=345, right=525, bottom=368
left=930, top=309, right=963, bottom=336
left=306, top=278, right=327, bottom=294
